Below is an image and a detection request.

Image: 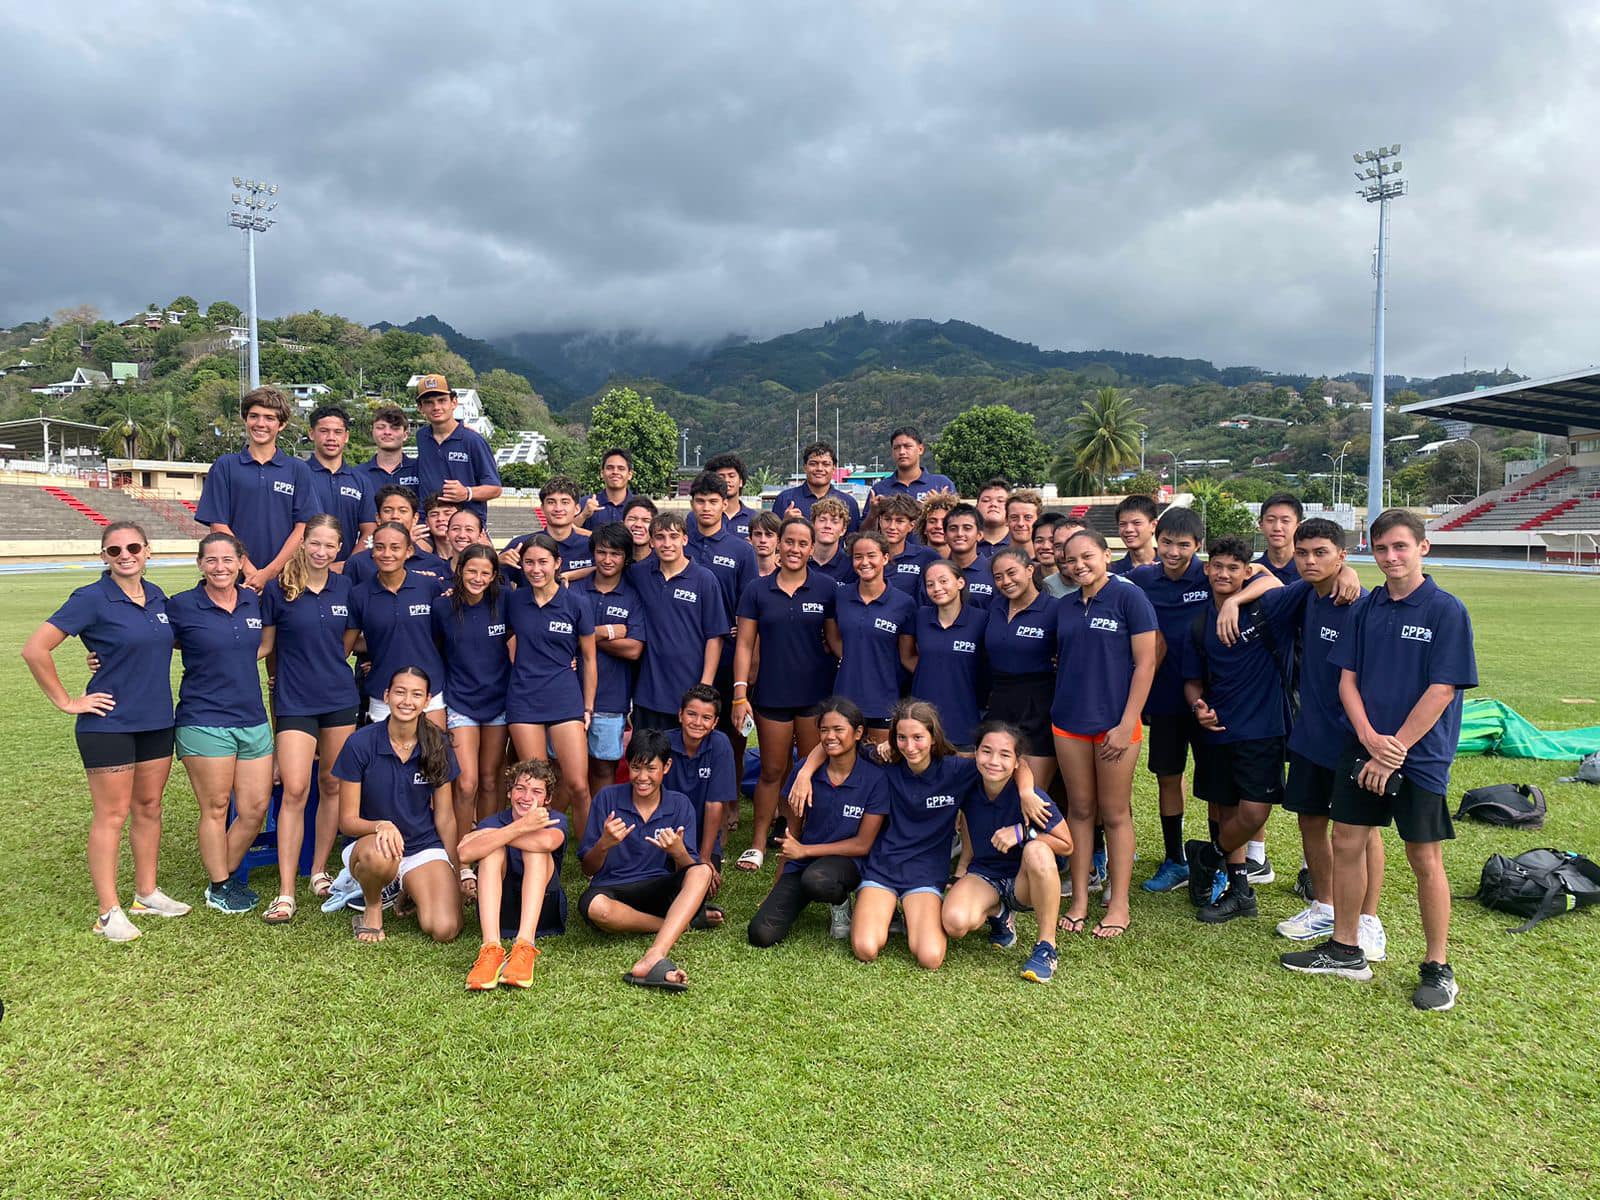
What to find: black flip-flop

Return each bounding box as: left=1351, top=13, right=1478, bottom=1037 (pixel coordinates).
left=622, top=957, right=688, bottom=992
left=690, top=905, right=725, bottom=931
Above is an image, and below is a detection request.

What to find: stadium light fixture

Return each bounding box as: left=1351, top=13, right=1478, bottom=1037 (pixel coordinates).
left=1353, top=143, right=1407, bottom=537
left=228, top=177, right=280, bottom=391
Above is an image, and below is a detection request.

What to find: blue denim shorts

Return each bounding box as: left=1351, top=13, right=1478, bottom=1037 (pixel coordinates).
left=859, top=879, right=944, bottom=900
left=446, top=707, right=508, bottom=731
left=587, top=712, right=627, bottom=760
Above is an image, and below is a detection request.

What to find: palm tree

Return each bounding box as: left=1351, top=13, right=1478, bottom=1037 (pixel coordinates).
left=1051, top=387, right=1146, bottom=495
left=99, top=399, right=145, bottom=459
left=149, top=392, right=185, bottom=460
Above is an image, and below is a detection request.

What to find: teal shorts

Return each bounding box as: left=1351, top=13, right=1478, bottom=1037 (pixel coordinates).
left=176, top=722, right=275, bottom=761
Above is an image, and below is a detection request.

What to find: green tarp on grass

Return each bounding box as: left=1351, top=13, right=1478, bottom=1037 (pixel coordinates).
left=1457, top=698, right=1600, bottom=759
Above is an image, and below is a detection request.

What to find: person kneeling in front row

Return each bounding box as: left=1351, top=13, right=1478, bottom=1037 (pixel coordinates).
left=458, top=759, right=568, bottom=991
left=578, top=729, right=716, bottom=991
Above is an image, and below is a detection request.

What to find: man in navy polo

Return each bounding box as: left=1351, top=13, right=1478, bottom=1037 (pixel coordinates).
left=196, top=385, right=314, bottom=591
left=1282, top=510, right=1476, bottom=1013
left=774, top=441, right=861, bottom=532
left=706, top=452, right=758, bottom=538
left=687, top=472, right=758, bottom=752
left=581, top=447, right=637, bottom=529
left=874, top=493, right=940, bottom=601
left=1256, top=492, right=1303, bottom=584
left=414, top=374, right=501, bottom=529
left=355, top=403, right=422, bottom=497
left=668, top=684, right=737, bottom=876
left=578, top=729, right=718, bottom=990
left=1111, top=494, right=1160, bottom=576
left=868, top=425, right=956, bottom=507
left=943, top=504, right=994, bottom=608
left=976, top=478, right=1012, bottom=555
left=304, top=404, right=376, bottom=562
left=627, top=512, right=729, bottom=733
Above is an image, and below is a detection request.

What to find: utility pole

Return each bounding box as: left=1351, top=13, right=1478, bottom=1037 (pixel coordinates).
left=1354, top=144, right=1405, bottom=533
left=229, top=178, right=278, bottom=390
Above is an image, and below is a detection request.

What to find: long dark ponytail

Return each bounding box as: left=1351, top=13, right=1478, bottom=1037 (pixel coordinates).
left=388, top=666, right=450, bottom=786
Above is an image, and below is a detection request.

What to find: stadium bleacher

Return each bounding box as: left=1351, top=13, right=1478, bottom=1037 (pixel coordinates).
left=1432, top=462, right=1600, bottom=532
left=0, top=480, right=207, bottom=543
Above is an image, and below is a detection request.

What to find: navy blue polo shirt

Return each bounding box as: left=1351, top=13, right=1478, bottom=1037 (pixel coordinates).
left=1180, top=581, right=1310, bottom=745
left=870, top=470, right=956, bottom=502
left=667, top=728, right=736, bottom=857
left=977, top=537, right=1009, bottom=558
left=687, top=523, right=757, bottom=638
left=983, top=590, right=1059, bottom=677
left=416, top=422, right=499, bottom=525
left=1128, top=559, right=1213, bottom=716
left=347, top=570, right=446, bottom=701
left=166, top=584, right=267, bottom=728
left=862, top=754, right=978, bottom=890
left=956, top=557, right=997, bottom=609
left=261, top=574, right=358, bottom=717
left=331, top=720, right=459, bottom=855
left=910, top=602, right=987, bottom=747
left=782, top=754, right=889, bottom=875
left=1110, top=552, right=1154, bottom=577
left=736, top=569, right=838, bottom=708
left=961, top=780, right=1063, bottom=882
left=1256, top=553, right=1300, bottom=585
left=723, top=505, right=757, bottom=539
left=354, top=454, right=421, bottom=497
left=1050, top=575, right=1159, bottom=735
left=584, top=492, right=635, bottom=529
left=344, top=547, right=452, bottom=589
left=573, top=575, right=647, bottom=715
left=505, top=585, right=595, bottom=725
left=196, top=447, right=315, bottom=569
left=581, top=783, right=701, bottom=886
left=808, top=546, right=857, bottom=586
left=626, top=558, right=729, bottom=713
left=833, top=585, right=916, bottom=719
left=501, top=527, right=592, bottom=588
left=47, top=572, right=174, bottom=734
left=772, top=484, right=862, bottom=532
left=304, top=458, right=376, bottom=561
left=476, top=806, right=568, bottom=877
left=1329, top=576, right=1477, bottom=796
left=431, top=592, right=511, bottom=722
left=1288, top=586, right=1365, bottom=770
left=884, top=542, right=940, bottom=602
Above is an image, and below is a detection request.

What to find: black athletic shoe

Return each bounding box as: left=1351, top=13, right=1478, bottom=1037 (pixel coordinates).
left=1293, top=865, right=1313, bottom=902
left=1280, top=940, right=1373, bottom=980
left=1244, top=856, right=1275, bottom=885
left=1197, top=884, right=1258, bottom=924
left=1185, top=840, right=1220, bottom=907
left=1412, top=961, right=1459, bottom=1012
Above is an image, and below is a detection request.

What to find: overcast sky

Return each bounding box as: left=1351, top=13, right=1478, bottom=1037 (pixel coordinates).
left=3, top=2, right=1597, bottom=379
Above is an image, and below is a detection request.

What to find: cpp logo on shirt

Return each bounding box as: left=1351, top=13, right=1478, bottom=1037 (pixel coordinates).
left=447, top=450, right=471, bottom=463
left=673, top=588, right=699, bottom=603
left=970, top=581, right=994, bottom=595
left=1401, top=624, right=1434, bottom=643
left=713, top=555, right=737, bottom=569
left=873, top=617, right=900, bottom=634
left=1183, top=590, right=1209, bottom=604
left=548, top=620, right=574, bottom=635
left=331, top=605, right=348, bottom=617
left=925, top=794, right=956, bottom=809
left=697, top=765, right=712, bottom=779
left=1319, top=625, right=1339, bottom=643
left=155, top=612, right=170, bottom=624
left=408, top=604, right=431, bottom=616
left=339, top=485, right=362, bottom=501
left=604, top=605, right=630, bottom=620
left=895, top=562, right=921, bottom=574
left=842, top=804, right=865, bottom=818
left=413, top=771, right=428, bottom=786
left=952, top=640, right=976, bottom=654
left=802, top=602, right=825, bottom=614
left=245, top=617, right=263, bottom=629
left=1089, top=616, right=1120, bottom=632
left=1015, top=625, right=1046, bottom=639
left=487, top=623, right=506, bottom=636
left=273, top=481, right=295, bottom=496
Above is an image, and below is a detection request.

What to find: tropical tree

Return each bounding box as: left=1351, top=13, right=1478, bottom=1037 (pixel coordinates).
left=582, top=387, right=678, bottom=495
left=99, top=399, right=145, bottom=459
left=1181, top=478, right=1256, bottom=539
left=746, top=465, right=784, bottom=493
left=1053, top=387, right=1145, bottom=495
left=148, top=392, right=186, bottom=460
left=932, top=404, right=1050, bottom=497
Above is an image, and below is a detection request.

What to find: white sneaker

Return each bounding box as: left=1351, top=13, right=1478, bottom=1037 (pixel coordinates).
left=93, top=906, right=141, bottom=943
left=1358, top=914, right=1388, bottom=962
left=130, top=888, right=192, bottom=918
left=1275, top=901, right=1334, bottom=941
left=828, top=901, right=852, bottom=940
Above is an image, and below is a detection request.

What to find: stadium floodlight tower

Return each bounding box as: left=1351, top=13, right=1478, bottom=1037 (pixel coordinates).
left=229, top=178, right=279, bottom=390
left=1353, top=145, right=1405, bottom=534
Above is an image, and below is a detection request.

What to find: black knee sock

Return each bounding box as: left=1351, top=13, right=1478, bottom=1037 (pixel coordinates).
left=1226, top=861, right=1251, bottom=891
left=1093, top=825, right=1106, bottom=855
left=1161, top=814, right=1184, bottom=864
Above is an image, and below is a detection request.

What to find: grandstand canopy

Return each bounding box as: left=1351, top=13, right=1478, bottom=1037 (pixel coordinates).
left=1401, top=368, right=1600, bottom=438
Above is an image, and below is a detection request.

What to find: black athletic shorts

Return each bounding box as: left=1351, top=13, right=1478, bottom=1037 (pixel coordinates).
left=1146, top=711, right=1207, bottom=777
left=579, top=868, right=692, bottom=924
left=276, top=708, right=359, bottom=737
left=985, top=671, right=1055, bottom=757
left=1195, top=736, right=1284, bottom=807
left=75, top=726, right=175, bottom=770
left=629, top=706, right=680, bottom=734
left=1330, top=743, right=1454, bottom=844
left=1283, top=751, right=1337, bottom=817
left=753, top=699, right=824, bottom=725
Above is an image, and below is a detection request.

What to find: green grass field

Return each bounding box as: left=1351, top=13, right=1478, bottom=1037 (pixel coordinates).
left=2, top=565, right=1598, bottom=1198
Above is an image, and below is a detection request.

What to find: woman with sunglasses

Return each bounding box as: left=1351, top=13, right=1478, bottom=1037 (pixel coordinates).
left=23, top=522, right=189, bottom=942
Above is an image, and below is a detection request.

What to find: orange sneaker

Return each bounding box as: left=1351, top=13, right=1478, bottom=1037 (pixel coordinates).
left=466, top=942, right=507, bottom=990
left=502, top=939, right=541, bottom=988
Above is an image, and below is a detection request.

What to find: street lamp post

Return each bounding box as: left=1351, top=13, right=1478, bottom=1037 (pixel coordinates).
left=1323, top=439, right=1353, bottom=506
left=229, top=178, right=279, bottom=391
left=1354, top=144, right=1405, bottom=530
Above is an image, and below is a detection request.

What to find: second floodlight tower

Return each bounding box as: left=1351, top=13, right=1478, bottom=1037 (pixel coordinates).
left=229, top=178, right=279, bottom=390
left=1354, top=145, right=1405, bottom=534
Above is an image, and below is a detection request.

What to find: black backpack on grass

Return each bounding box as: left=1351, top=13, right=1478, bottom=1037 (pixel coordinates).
left=1456, top=783, right=1546, bottom=829
left=1470, top=849, right=1600, bottom=932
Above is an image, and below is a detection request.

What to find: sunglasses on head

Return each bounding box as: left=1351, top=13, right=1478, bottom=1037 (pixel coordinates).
left=103, top=542, right=144, bottom=557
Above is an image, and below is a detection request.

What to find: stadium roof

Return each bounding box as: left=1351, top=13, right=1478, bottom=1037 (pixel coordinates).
left=1401, top=368, right=1600, bottom=438
left=0, top=416, right=107, bottom=458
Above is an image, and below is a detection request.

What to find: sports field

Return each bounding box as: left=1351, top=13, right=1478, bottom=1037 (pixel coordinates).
left=2, top=565, right=1597, bottom=1199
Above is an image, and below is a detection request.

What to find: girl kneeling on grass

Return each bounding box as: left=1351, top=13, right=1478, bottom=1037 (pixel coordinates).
left=790, top=700, right=1035, bottom=970
left=458, top=759, right=567, bottom=991
left=942, top=722, right=1071, bottom=983
left=332, top=666, right=462, bottom=945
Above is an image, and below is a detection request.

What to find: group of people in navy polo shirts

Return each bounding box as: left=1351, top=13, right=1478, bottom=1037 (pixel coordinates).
left=23, top=391, right=1477, bottom=1009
